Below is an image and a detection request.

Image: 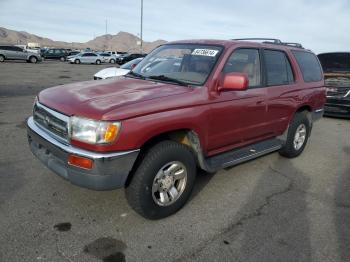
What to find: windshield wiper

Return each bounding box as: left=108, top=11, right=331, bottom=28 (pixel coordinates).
left=125, top=71, right=145, bottom=79
left=147, top=75, right=189, bottom=86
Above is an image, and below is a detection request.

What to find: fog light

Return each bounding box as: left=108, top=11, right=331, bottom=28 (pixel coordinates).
left=68, top=154, right=93, bottom=169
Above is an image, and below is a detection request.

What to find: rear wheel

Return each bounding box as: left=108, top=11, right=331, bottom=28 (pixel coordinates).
left=96, top=59, right=101, bottom=65
left=279, top=112, right=310, bottom=158
left=110, top=59, right=115, bottom=64
left=126, top=140, right=196, bottom=219
left=29, top=56, right=37, bottom=63
left=60, top=56, right=66, bottom=62
left=0, top=55, right=4, bottom=62
left=75, top=59, right=80, bottom=64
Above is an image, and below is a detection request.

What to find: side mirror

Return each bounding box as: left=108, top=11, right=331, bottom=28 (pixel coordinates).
left=218, top=72, right=249, bottom=92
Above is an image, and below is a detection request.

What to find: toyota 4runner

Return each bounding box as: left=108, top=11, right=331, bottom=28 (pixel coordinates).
left=26, top=38, right=326, bottom=219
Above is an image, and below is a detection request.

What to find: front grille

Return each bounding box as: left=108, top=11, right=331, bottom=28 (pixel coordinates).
left=33, top=103, right=69, bottom=142
left=326, top=86, right=350, bottom=98
left=325, top=77, right=350, bottom=98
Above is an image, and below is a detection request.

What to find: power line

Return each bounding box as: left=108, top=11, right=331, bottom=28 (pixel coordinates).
left=140, top=0, right=143, bottom=53
left=105, top=19, right=107, bottom=34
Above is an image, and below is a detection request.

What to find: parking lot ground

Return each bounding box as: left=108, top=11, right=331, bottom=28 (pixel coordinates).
left=0, top=61, right=350, bottom=262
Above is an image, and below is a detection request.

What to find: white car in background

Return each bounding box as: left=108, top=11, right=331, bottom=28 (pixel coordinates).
left=94, top=57, right=143, bottom=80
left=66, top=52, right=81, bottom=60
left=68, top=52, right=103, bottom=64
left=99, top=52, right=117, bottom=64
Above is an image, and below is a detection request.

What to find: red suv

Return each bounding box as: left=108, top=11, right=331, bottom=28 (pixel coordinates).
left=27, top=38, right=326, bottom=219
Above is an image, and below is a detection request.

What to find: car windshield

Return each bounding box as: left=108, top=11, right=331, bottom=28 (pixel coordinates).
left=132, top=44, right=223, bottom=85
left=121, top=58, right=143, bottom=69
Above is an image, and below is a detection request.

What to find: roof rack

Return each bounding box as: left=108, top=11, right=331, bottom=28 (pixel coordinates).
left=282, top=42, right=303, bottom=48
left=232, top=38, right=304, bottom=49
left=233, top=38, right=282, bottom=44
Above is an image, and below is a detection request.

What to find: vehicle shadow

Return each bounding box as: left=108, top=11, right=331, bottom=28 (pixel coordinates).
left=323, top=115, right=350, bottom=120
left=228, top=157, right=312, bottom=261
left=334, top=146, right=350, bottom=262
left=189, top=168, right=216, bottom=201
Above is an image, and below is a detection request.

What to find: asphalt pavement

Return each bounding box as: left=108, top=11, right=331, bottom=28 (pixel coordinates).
left=0, top=61, right=349, bottom=262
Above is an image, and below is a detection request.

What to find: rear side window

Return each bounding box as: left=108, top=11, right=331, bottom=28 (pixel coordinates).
left=292, top=51, right=323, bottom=82
left=7, top=46, right=19, bottom=51
left=264, top=50, right=294, bottom=86
left=13, top=46, right=23, bottom=52
left=83, top=53, right=96, bottom=56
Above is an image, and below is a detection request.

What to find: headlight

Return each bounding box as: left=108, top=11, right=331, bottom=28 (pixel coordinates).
left=70, top=116, right=121, bottom=144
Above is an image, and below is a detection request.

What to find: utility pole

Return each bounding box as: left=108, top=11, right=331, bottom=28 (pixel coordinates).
left=140, top=0, right=143, bottom=53
left=105, top=19, right=108, bottom=35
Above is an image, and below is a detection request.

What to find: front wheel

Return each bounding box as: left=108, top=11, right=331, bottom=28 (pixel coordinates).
left=279, top=112, right=310, bottom=158
left=126, top=140, right=196, bottom=219
left=75, top=59, right=80, bottom=64
left=29, top=56, right=37, bottom=63
left=0, top=55, right=5, bottom=62
left=96, top=59, right=101, bottom=65
left=60, top=56, right=66, bottom=62
left=110, top=59, right=115, bottom=64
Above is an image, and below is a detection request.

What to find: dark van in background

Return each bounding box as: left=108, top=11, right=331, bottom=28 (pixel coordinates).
left=318, top=52, right=350, bottom=118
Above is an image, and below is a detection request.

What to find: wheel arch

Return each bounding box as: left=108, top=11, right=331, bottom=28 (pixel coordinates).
left=280, top=104, right=313, bottom=145
left=125, top=129, right=206, bottom=187
left=295, top=104, right=313, bottom=126
left=28, top=55, right=35, bottom=59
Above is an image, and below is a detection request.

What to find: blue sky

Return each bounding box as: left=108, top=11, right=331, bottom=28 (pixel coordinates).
left=0, top=0, right=349, bottom=53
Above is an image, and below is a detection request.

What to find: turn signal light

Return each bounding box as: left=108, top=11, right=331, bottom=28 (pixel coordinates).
left=68, top=154, right=93, bottom=169
left=104, top=123, right=119, bottom=143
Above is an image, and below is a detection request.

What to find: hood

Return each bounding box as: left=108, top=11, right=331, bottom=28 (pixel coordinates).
left=38, top=77, right=193, bottom=120
left=94, top=67, right=130, bottom=79
left=318, top=52, right=350, bottom=74
left=67, top=55, right=78, bottom=59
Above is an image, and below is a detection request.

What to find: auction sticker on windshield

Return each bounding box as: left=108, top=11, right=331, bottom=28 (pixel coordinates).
left=192, top=49, right=219, bottom=57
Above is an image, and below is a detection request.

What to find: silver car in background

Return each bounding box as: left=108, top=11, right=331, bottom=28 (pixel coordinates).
left=68, top=52, right=103, bottom=64
left=99, top=52, right=117, bottom=63
left=0, top=45, right=42, bottom=63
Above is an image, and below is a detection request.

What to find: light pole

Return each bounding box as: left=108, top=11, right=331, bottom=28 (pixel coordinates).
left=140, top=0, right=143, bottom=53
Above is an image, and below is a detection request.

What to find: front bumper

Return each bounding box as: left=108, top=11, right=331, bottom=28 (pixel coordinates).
left=324, top=97, right=350, bottom=118
left=312, top=108, right=324, bottom=122
left=26, top=117, right=139, bottom=190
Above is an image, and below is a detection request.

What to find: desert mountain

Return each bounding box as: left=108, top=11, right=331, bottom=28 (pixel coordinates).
left=0, top=27, right=166, bottom=52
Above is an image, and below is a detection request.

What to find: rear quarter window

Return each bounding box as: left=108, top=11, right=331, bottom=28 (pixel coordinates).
left=292, top=51, right=323, bottom=82
left=264, top=49, right=294, bottom=86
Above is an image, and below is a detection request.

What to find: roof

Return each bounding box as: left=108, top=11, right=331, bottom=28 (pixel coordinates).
left=166, top=39, right=309, bottom=52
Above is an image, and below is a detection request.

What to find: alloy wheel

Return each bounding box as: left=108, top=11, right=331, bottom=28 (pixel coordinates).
left=151, top=161, right=187, bottom=206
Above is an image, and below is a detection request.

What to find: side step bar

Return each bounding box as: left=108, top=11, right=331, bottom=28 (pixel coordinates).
left=204, top=138, right=283, bottom=171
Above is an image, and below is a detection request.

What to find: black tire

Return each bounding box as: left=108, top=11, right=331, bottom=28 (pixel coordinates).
left=75, top=59, right=80, bottom=64
left=110, top=59, right=115, bottom=64
left=126, top=140, right=197, bottom=219
left=29, top=56, right=37, bottom=63
left=279, top=111, right=310, bottom=158
left=0, top=55, right=4, bottom=62
left=96, top=59, right=101, bottom=65
left=60, top=56, right=66, bottom=62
